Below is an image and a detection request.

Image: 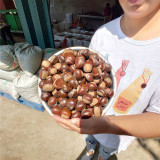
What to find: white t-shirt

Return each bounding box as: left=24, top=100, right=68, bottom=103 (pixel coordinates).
left=89, top=16, right=160, bottom=153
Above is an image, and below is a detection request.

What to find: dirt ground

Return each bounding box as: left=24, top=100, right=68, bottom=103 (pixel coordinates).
left=0, top=96, right=160, bottom=160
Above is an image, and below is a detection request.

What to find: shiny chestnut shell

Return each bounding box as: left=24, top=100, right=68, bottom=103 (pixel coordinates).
left=51, top=105, right=62, bottom=116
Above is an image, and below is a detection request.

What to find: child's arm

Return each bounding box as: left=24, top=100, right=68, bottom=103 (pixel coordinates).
left=53, top=112, right=160, bottom=138
left=107, top=112, right=160, bottom=138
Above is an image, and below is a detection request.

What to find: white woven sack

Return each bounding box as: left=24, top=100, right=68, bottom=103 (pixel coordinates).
left=0, top=79, right=20, bottom=100
left=13, top=72, right=41, bottom=104
left=15, top=43, right=43, bottom=77
left=0, top=45, right=19, bottom=71
left=0, top=68, right=21, bottom=82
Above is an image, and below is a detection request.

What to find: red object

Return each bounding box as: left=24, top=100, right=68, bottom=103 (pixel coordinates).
left=0, top=0, right=16, bottom=10
left=73, top=19, right=78, bottom=28
left=62, top=38, right=68, bottom=48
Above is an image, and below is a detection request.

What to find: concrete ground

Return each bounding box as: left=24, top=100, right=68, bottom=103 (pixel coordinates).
left=0, top=96, right=160, bottom=160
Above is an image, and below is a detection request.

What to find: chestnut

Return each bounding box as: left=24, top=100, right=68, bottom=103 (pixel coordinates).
left=82, top=93, right=93, bottom=104
left=61, top=108, right=71, bottom=119
left=59, top=98, right=68, bottom=108
left=46, top=76, right=53, bottom=83
left=87, top=82, right=97, bottom=91
left=58, top=89, right=68, bottom=98
left=49, top=55, right=59, bottom=65
left=39, top=80, right=46, bottom=89
left=101, top=71, right=110, bottom=79
left=67, top=98, right=77, bottom=110
left=74, top=69, right=84, bottom=79
left=41, top=60, right=51, bottom=69
left=77, top=96, right=83, bottom=101
left=100, top=97, right=108, bottom=106
left=91, top=52, right=99, bottom=59
left=69, top=77, right=79, bottom=88
left=52, top=74, right=62, bottom=81
left=53, top=78, right=64, bottom=90
left=93, top=77, right=102, bottom=84
left=79, top=78, right=86, bottom=85
left=73, top=51, right=78, bottom=56
left=75, top=101, right=86, bottom=111
left=94, top=105, right=103, bottom=117
left=71, top=110, right=81, bottom=118
left=99, top=81, right=106, bottom=88
left=79, top=49, right=90, bottom=58
left=48, top=96, right=57, bottom=107
left=52, top=89, right=59, bottom=97
left=48, top=66, right=57, bottom=75
left=106, top=88, right=114, bottom=98
left=87, top=107, right=94, bottom=113
left=57, top=97, right=63, bottom=103
left=58, top=54, right=65, bottom=62
left=62, top=83, right=72, bottom=93
left=75, top=55, right=85, bottom=69
left=41, top=92, right=51, bottom=101
left=83, top=60, right=93, bottom=73
left=90, top=98, right=100, bottom=107
left=70, top=64, right=76, bottom=73
left=54, top=63, right=62, bottom=71
left=105, top=63, right=112, bottom=72
left=98, top=61, right=105, bottom=71
left=65, top=54, right=75, bottom=65
left=62, top=72, right=72, bottom=82
left=63, top=49, right=74, bottom=57
left=89, top=54, right=99, bottom=67
left=42, top=82, right=54, bottom=92
left=61, top=63, right=70, bottom=72
left=68, top=89, right=77, bottom=98
left=84, top=73, right=93, bottom=82
left=97, top=87, right=107, bottom=97
left=81, top=49, right=90, bottom=58
left=92, top=67, right=102, bottom=78
left=104, top=77, right=112, bottom=87
left=88, top=91, right=97, bottom=98
left=81, top=109, right=93, bottom=119
left=77, top=84, right=88, bottom=95
left=51, top=105, right=61, bottom=116
left=39, top=69, right=49, bottom=80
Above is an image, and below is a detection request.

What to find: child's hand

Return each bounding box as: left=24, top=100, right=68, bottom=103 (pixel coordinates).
left=53, top=115, right=110, bottom=134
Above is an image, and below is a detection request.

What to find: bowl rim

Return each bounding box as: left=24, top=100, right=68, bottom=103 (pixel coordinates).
left=38, top=46, right=117, bottom=116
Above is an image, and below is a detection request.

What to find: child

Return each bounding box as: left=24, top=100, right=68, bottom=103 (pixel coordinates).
left=53, top=0, right=160, bottom=159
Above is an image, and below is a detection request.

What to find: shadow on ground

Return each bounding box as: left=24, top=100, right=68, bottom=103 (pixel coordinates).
left=137, top=138, right=160, bottom=160
left=76, top=144, right=118, bottom=160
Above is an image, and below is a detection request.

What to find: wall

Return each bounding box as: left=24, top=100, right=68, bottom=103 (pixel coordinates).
left=50, top=0, right=116, bottom=23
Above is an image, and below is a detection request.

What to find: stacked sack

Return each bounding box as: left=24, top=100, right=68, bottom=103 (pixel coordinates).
left=0, top=43, right=43, bottom=104
left=13, top=43, right=43, bottom=104
left=0, top=45, right=20, bottom=100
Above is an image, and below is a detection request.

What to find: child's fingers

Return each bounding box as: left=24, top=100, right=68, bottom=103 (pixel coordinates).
left=56, top=122, right=74, bottom=131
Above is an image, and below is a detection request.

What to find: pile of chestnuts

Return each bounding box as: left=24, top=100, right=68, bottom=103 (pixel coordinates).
left=39, top=48, right=114, bottom=119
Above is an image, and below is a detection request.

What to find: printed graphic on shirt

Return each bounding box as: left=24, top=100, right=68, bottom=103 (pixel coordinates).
left=113, top=68, right=153, bottom=114
left=115, top=60, right=130, bottom=88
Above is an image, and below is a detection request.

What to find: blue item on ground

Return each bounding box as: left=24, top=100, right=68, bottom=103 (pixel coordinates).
left=0, top=91, right=44, bottom=112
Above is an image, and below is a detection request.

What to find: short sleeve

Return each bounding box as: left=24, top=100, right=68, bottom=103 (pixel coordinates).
left=146, top=84, right=160, bottom=114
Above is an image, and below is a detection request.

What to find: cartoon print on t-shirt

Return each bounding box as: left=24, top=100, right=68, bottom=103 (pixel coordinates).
left=115, top=60, right=130, bottom=88
left=113, top=68, right=153, bottom=114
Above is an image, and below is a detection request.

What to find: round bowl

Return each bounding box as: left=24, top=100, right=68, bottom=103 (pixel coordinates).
left=38, top=46, right=117, bottom=116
